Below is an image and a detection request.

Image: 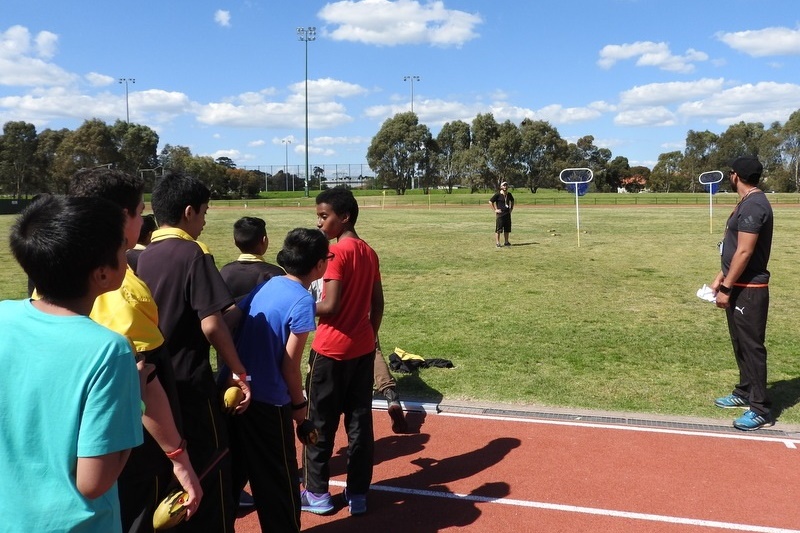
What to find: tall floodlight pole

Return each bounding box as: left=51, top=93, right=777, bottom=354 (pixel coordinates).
left=119, top=78, right=135, bottom=123
left=282, top=139, right=292, bottom=191
left=298, top=26, right=316, bottom=198
left=403, top=75, right=420, bottom=113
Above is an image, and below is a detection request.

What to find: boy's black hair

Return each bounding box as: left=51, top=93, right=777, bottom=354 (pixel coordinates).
left=276, top=228, right=329, bottom=276
left=151, top=172, right=211, bottom=226
left=10, top=195, right=125, bottom=301
left=69, top=168, right=144, bottom=215
left=139, top=214, right=157, bottom=244
left=316, top=187, right=359, bottom=226
left=233, top=217, right=267, bottom=254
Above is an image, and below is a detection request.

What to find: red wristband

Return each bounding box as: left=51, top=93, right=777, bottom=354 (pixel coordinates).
left=165, top=439, right=187, bottom=459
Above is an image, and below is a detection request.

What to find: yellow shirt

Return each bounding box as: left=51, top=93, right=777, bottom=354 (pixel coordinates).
left=90, top=266, right=164, bottom=353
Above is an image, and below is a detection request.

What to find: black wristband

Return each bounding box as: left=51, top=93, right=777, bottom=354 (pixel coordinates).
left=292, top=400, right=308, bottom=410
left=718, top=285, right=732, bottom=295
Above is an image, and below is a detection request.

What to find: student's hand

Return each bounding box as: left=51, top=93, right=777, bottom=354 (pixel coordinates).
left=295, top=419, right=319, bottom=446
left=170, top=452, right=203, bottom=519
left=227, top=376, right=252, bottom=414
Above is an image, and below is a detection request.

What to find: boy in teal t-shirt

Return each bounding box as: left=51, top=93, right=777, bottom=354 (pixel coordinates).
left=0, top=195, right=142, bottom=532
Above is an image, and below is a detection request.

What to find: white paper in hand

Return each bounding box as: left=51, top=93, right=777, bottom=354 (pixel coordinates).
left=696, top=284, right=716, bottom=303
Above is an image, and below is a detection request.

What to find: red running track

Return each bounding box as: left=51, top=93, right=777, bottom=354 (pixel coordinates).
left=235, top=407, right=800, bottom=532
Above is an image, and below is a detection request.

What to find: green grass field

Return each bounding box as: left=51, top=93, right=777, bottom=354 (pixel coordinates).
left=2, top=193, right=799, bottom=424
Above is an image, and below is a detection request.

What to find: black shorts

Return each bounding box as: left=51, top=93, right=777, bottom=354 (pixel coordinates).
left=495, top=213, right=511, bottom=233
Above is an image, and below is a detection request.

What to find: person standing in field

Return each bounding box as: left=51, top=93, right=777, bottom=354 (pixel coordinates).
left=69, top=168, right=203, bottom=532
left=301, top=188, right=384, bottom=516
left=222, top=227, right=330, bottom=532
left=489, top=181, right=514, bottom=247
left=219, top=216, right=285, bottom=302
left=710, top=156, right=774, bottom=431
left=137, top=173, right=251, bottom=532
left=309, top=279, right=407, bottom=434
left=0, top=195, right=142, bottom=532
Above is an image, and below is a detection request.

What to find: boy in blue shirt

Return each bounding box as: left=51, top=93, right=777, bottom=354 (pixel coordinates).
left=0, top=195, right=142, bottom=532
left=222, top=228, right=330, bottom=532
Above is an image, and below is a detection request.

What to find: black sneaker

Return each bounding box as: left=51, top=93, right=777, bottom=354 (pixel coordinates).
left=384, top=388, right=408, bottom=434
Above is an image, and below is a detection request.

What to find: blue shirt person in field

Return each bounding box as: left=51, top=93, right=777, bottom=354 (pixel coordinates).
left=221, top=227, right=330, bottom=532
left=0, top=195, right=142, bottom=532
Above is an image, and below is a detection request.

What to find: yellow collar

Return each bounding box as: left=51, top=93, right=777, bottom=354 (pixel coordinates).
left=237, top=253, right=265, bottom=262
left=150, top=227, right=211, bottom=254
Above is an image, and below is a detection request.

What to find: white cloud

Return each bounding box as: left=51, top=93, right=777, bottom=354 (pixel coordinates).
left=195, top=81, right=359, bottom=129
left=288, top=78, right=368, bottom=101
left=208, top=149, right=240, bottom=160
left=135, top=89, right=192, bottom=115
left=34, top=30, right=58, bottom=59
left=0, top=26, right=74, bottom=86
left=248, top=139, right=266, bottom=147
left=677, top=81, right=800, bottom=125
left=313, top=135, right=369, bottom=146
left=660, top=141, right=684, bottom=152
left=0, top=89, right=118, bottom=123
left=619, top=79, right=725, bottom=107
left=0, top=85, right=192, bottom=127
left=364, top=95, right=607, bottom=130
left=214, top=10, right=232, bottom=28
left=614, top=106, right=677, bottom=127
left=319, top=0, right=482, bottom=47
left=717, top=26, right=800, bottom=57
left=307, top=145, right=336, bottom=157
left=85, top=72, right=115, bottom=86
left=597, top=41, right=708, bottom=73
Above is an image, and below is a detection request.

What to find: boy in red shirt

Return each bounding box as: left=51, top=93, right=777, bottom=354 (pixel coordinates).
left=301, top=188, right=384, bottom=516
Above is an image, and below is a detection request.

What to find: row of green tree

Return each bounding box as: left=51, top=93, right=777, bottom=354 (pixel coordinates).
left=367, top=110, right=800, bottom=194
left=2, top=108, right=800, bottom=198
left=0, top=119, right=331, bottom=199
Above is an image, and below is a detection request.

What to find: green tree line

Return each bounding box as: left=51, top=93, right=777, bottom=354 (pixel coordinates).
left=367, top=110, right=800, bottom=194
left=0, top=118, right=319, bottom=199
left=3, top=108, right=800, bottom=197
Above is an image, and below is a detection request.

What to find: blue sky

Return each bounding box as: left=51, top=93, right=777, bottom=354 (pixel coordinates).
left=2, top=0, right=800, bottom=171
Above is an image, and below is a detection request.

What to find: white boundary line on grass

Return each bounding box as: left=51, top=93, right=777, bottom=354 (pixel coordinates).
left=437, top=411, right=800, bottom=449
left=329, top=480, right=800, bottom=533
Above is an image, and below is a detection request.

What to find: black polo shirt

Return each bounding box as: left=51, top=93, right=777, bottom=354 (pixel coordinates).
left=137, top=232, right=234, bottom=393
left=721, top=191, right=773, bottom=285
left=219, top=259, right=285, bottom=301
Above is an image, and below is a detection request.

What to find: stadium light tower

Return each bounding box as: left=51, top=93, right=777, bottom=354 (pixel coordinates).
left=403, top=75, right=420, bottom=113
left=298, top=26, right=316, bottom=198
left=282, top=138, right=292, bottom=191
left=119, top=78, right=135, bottom=123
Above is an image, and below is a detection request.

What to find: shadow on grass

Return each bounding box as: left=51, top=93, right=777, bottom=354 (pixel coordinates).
left=769, top=376, right=800, bottom=419
left=395, top=371, right=445, bottom=406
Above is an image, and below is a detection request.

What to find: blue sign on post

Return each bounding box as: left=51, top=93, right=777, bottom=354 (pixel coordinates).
left=558, top=168, right=594, bottom=247
left=698, top=171, right=724, bottom=234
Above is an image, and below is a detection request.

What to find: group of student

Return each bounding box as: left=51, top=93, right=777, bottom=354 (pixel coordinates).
left=0, top=168, right=399, bottom=532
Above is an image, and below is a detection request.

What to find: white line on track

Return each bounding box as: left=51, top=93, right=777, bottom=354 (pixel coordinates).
left=438, top=411, right=800, bottom=449
left=329, top=480, right=800, bottom=532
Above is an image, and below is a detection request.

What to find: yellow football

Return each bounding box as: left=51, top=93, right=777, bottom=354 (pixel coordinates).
left=223, top=386, right=244, bottom=412
left=152, top=489, right=189, bottom=530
